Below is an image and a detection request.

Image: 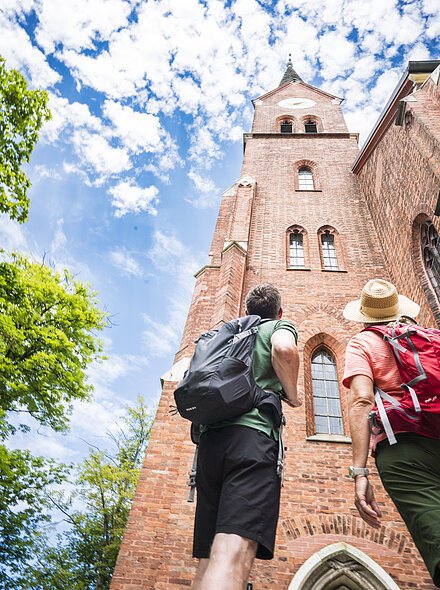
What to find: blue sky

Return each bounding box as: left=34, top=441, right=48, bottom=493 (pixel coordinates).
left=0, top=0, right=439, bottom=462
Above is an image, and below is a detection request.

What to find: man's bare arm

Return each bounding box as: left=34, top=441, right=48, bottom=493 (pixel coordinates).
left=348, top=374, right=382, bottom=528
left=271, top=329, right=301, bottom=407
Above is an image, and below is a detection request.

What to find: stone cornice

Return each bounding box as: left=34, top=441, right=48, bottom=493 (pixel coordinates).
left=193, top=264, right=220, bottom=278
left=221, top=240, right=248, bottom=256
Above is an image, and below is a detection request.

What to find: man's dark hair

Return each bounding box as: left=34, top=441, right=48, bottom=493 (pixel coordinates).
left=245, top=283, right=281, bottom=319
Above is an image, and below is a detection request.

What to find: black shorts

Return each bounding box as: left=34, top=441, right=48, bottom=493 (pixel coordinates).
left=193, top=425, right=281, bottom=560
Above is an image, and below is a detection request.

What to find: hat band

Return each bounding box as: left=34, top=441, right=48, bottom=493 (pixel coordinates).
left=360, top=302, right=399, bottom=318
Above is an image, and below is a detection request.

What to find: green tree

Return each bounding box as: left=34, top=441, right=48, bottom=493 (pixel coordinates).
left=0, top=251, right=107, bottom=588
left=0, top=251, right=108, bottom=432
left=0, top=57, right=51, bottom=223
left=17, top=397, right=153, bottom=590
left=0, top=448, right=68, bottom=588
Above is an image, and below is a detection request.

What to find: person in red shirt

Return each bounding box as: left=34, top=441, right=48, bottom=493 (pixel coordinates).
left=343, top=278, right=440, bottom=588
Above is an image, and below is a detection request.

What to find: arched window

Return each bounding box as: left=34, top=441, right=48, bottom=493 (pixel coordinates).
left=305, top=119, right=317, bottom=133
left=320, top=231, right=339, bottom=270
left=298, top=167, right=314, bottom=190
left=280, top=119, right=293, bottom=133
left=421, top=220, right=440, bottom=300
left=287, top=226, right=309, bottom=269
left=311, top=348, right=343, bottom=435
left=289, top=231, right=305, bottom=268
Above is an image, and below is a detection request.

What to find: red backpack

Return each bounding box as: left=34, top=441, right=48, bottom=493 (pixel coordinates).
left=363, top=322, right=440, bottom=444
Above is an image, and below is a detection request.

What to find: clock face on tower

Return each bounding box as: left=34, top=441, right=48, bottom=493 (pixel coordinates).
left=277, top=97, right=316, bottom=109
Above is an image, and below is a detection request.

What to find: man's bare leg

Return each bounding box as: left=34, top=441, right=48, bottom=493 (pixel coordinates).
left=192, top=558, right=209, bottom=590
left=198, top=533, right=257, bottom=590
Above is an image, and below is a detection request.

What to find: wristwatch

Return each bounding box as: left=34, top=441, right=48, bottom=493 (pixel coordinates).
left=348, top=466, right=369, bottom=479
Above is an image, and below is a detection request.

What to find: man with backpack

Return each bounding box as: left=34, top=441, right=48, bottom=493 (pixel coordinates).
left=188, top=283, right=301, bottom=590
left=342, top=278, right=440, bottom=587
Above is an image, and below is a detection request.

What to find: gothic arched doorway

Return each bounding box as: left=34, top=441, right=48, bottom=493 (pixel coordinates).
left=288, top=543, right=401, bottom=590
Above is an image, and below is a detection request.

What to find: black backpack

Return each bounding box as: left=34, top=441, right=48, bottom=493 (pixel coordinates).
left=174, top=315, right=283, bottom=429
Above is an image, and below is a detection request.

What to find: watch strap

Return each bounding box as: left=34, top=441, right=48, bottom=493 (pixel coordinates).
left=348, top=466, right=369, bottom=478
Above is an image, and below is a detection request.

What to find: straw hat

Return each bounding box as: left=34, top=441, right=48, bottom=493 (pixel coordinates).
left=343, top=279, right=420, bottom=323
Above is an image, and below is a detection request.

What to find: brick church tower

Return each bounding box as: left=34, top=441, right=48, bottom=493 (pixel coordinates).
left=112, top=59, right=440, bottom=590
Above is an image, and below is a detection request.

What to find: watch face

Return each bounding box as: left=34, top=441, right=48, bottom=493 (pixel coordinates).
left=278, top=97, right=316, bottom=109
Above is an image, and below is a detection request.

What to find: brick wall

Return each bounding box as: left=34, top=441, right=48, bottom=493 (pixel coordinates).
left=111, top=77, right=438, bottom=590
left=356, top=72, right=440, bottom=330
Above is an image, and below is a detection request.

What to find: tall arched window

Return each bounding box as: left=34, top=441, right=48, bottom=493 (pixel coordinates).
left=320, top=231, right=339, bottom=270
left=311, top=348, right=343, bottom=435
left=421, top=220, right=440, bottom=300
left=298, top=166, right=314, bottom=190
left=289, top=231, right=305, bottom=268
left=280, top=119, right=293, bottom=133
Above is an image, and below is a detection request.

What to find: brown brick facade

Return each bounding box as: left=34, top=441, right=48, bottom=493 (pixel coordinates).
left=111, top=65, right=440, bottom=589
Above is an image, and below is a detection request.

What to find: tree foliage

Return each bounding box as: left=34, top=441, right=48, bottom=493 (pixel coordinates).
left=0, top=250, right=108, bottom=589
left=0, top=447, right=68, bottom=589
left=0, top=252, right=108, bottom=432
left=0, top=57, right=51, bottom=223
left=16, top=397, right=153, bottom=590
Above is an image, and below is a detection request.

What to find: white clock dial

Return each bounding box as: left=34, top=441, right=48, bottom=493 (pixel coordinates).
left=278, top=97, right=316, bottom=109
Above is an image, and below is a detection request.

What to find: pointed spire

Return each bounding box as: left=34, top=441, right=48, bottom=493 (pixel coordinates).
left=279, top=53, right=303, bottom=86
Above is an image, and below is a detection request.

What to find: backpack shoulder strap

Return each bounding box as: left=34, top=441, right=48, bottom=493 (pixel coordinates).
left=187, top=445, right=198, bottom=503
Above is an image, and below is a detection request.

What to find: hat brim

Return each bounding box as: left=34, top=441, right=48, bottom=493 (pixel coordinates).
left=343, top=294, right=420, bottom=323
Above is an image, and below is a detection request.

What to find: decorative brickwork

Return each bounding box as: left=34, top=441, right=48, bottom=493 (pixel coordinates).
left=112, top=66, right=440, bottom=590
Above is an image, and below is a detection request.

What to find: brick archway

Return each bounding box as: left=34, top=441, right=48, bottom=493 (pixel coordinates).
left=287, top=541, right=402, bottom=590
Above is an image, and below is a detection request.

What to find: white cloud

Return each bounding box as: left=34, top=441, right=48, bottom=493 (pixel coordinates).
left=318, top=31, right=356, bottom=81
left=426, top=13, right=440, bottom=39
left=0, top=215, right=28, bottom=251
left=61, top=47, right=138, bottom=97
left=344, top=104, right=382, bottom=145
left=62, top=161, right=93, bottom=185
left=1, top=0, right=438, bottom=214
left=188, top=170, right=218, bottom=194
left=35, top=0, right=132, bottom=53
left=141, top=314, right=180, bottom=358
left=70, top=352, right=151, bottom=438
left=189, top=123, right=222, bottom=167
left=0, top=12, right=60, bottom=87
left=1, top=0, right=38, bottom=15
left=108, top=180, right=159, bottom=217
left=147, top=230, right=186, bottom=268
left=141, top=229, right=203, bottom=358
left=109, top=248, right=144, bottom=278
left=171, top=76, right=202, bottom=115
left=73, top=130, right=131, bottom=177
left=50, top=218, right=67, bottom=254
left=7, top=428, right=78, bottom=461
left=42, top=93, right=102, bottom=143
left=31, top=164, right=62, bottom=181
left=403, top=41, right=432, bottom=62
left=369, top=69, right=401, bottom=108
left=103, top=100, right=163, bottom=154
left=186, top=170, right=219, bottom=208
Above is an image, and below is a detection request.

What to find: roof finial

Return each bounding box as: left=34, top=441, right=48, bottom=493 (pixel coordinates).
left=279, top=54, right=302, bottom=86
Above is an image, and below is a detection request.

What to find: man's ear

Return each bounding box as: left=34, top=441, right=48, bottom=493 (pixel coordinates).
left=277, top=307, right=283, bottom=319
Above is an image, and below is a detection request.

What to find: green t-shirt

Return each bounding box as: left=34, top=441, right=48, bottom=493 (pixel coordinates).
left=205, top=318, right=298, bottom=439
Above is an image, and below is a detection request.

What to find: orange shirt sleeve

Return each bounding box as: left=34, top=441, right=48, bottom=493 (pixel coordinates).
left=342, top=336, right=374, bottom=388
